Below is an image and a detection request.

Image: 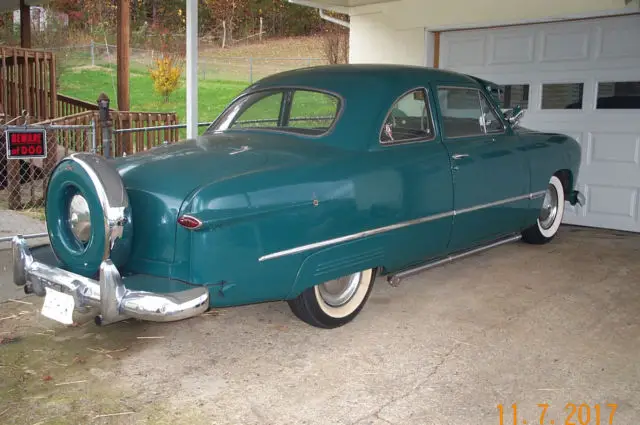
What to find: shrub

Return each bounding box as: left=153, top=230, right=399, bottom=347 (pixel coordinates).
left=323, top=24, right=349, bottom=65
left=148, top=55, right=183, bottom=102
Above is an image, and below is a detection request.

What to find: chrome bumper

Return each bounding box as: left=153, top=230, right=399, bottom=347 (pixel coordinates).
left=12, top=236, right=210, bottom=325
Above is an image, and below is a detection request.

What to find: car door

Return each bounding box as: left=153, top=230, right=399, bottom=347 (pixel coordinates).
left=433, top=85, right=530, bottom=253
left=373, top=87, right=454, bottom=272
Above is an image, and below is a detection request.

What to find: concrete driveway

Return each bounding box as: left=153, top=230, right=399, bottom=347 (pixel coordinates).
left=1, top=226, right=639, bottom=425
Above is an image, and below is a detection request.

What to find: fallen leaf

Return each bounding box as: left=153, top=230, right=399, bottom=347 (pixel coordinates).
left=72, top=356, right=86, bottom=364
left=0, top=336, right=18, bottom=345
left=42, top=375, right=53, bottom=382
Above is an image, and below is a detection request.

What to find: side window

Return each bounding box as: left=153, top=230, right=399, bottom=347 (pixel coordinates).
left=437, top=87, right=484, bottom=138
left=479, top=94, right=504, bottom=133
left=231, top=92, right=283, bottom=129
left=288, top=91, right=339, bottom=130
left=380, top=89, right=434, bottom=143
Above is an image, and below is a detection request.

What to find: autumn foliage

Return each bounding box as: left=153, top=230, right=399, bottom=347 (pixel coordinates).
left=149, top=55, right=183, bottom=102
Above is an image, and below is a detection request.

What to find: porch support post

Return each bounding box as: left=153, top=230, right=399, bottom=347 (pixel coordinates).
left=20, top=0, right=31, bottom=48
left=186, top=0, right=198, bottom=139
left=117, top=0, right=131, bottom=154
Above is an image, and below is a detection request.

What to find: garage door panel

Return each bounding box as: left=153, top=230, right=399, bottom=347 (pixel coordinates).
left=589, top=133, right=640, bottom=165
left=488, top=33, right=534, bottom=65
left=585, top=185, right=638, bottom=218
left=440, top=14, right=640, bottom=232
left=443, top=38, right=485, bottom=67
left=540, top=30, right=590, bottom=62
left=598, top=26, right=640, bottom=60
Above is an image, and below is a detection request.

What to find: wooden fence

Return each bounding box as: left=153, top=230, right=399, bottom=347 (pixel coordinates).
left=0, top=47, right=56, bottom=122
left=37, top=110, right=180, bottom=156
left=56, top=93, right=99, bottom=117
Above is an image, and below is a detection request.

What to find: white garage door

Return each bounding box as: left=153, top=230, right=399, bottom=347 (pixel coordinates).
left=439, top=14, right=640, bottom=233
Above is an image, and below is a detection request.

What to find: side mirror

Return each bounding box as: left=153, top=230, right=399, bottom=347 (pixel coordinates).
left=504, top=105, right=525, bottom=127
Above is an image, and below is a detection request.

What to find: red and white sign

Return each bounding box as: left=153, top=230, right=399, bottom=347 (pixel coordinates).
left=5, top=128, right=47, bottom=159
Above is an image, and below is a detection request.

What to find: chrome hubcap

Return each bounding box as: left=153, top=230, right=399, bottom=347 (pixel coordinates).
left=539, top=184, right=559, bottom=230
left=69, top=194, right=91, bottom=244
left=317, top=272, right=362, bottom=307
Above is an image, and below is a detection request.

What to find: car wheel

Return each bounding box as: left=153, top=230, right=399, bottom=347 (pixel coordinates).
left=287, top=268, right=376, bottom=329
left=522, top=175, right=565, bottom=245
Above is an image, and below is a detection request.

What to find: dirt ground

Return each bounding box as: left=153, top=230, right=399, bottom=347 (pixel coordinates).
left=1, top=226, right=639, bottom=425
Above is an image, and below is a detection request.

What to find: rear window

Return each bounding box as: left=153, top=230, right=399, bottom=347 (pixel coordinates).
left=211, top=89, right=340, bottom=136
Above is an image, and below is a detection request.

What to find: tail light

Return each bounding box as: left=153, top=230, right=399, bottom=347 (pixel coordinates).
left=177, top=215, right=203, bottom=230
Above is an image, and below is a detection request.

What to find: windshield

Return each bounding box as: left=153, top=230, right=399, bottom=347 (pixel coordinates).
left=207, top=89, right=341, bottom=136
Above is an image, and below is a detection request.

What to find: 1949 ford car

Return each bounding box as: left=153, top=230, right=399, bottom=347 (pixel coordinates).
left=12, top=65, right=584, bottom=329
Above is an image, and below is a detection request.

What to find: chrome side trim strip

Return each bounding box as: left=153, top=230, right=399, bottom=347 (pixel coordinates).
left=388, top=234, right=523, bottom=286
left=530, top=190, right=546, bottom=199
left=259, top=191, right=544, bottom=262
left=259, top=210, right=455, bottom=262
left=455, top=190, right=545, bottom=216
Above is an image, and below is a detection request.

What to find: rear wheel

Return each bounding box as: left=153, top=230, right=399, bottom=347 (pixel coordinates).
left=522, top=175, right=565, bottom=244
left=287, top=268, right=376, bottom=329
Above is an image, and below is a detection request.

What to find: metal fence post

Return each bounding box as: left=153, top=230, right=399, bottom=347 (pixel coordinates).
left=249, top=57, right=253, bottom=84
left=90, top=40, right=95, bottom=66
left=97, top=93, right=112, bottom=158
left=90, top=120, right=97, bottom=153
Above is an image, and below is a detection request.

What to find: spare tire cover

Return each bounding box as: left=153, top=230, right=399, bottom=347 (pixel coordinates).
left=46, top=154, right=132, bottom=278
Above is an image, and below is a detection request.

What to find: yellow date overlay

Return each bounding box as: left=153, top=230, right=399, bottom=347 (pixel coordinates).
left=497, top=403, right=618, bottom=425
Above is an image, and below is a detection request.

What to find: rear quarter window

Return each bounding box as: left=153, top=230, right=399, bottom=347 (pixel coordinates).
left=212, top=89, right=341, bottom=136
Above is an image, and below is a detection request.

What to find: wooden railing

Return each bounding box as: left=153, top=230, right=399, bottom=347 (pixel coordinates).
left=34, top=110, right=180, bottom=157
left=112, top=111, right=180, bottom=156
left=56, top=93, right=99, bottom=117
left=0, top=47, right=56, bottom=121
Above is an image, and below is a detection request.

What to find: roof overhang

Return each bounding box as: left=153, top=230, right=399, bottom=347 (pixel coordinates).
left=288, top=0, right=399, bottom=14
left=0, top=0, right=50, bottom=13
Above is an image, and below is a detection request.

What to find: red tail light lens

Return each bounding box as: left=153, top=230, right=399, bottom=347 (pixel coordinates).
left=177, top=215, right=202, bottom=230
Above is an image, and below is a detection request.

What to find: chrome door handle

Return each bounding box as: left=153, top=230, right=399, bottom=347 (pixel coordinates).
left=452, top=153, right=469, bottom=160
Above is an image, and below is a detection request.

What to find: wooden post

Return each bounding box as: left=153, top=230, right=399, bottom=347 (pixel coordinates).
left=117, top=0, right=130, bottom=112
left=222, top=21, right=226, bottom=49
left=117, top=0, right=131, bottom=153
left=20, top=0, right=31, bottom=49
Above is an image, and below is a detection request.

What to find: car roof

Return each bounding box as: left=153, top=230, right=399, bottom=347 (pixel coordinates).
left=240, top=64, right=485, bottom=149
left=250, top=64, right=479, bottom=92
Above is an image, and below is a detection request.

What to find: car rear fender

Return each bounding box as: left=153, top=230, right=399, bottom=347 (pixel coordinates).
left=286, top=235, right=386, bottom=299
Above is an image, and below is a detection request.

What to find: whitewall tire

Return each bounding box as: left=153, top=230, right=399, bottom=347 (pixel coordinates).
left=522, top=175, right=565, bottom=244
left=287, top=268, right=376, bottom=328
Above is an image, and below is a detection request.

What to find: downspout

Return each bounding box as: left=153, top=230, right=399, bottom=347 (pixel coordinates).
left=319, top=9, right=350, bottom=28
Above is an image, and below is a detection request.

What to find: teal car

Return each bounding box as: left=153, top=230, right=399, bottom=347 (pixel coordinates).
left=12, top=65, right=584, bottom=329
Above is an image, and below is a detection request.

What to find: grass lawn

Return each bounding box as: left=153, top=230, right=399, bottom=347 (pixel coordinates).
left=59, top=66, right=248, bottom=124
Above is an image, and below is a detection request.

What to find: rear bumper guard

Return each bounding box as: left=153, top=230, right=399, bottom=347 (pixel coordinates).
left=12, top=236, right=209, bottom=325
left=568, top=190, right=586, bottom=207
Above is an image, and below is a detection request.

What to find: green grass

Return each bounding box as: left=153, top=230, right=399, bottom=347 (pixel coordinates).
left=58, top=66, right=248, bottom=124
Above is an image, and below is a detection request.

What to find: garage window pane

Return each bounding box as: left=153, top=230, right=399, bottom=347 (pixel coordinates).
left=437, top=87, right=484, bottom=138
left=381, top=89, right=434, bottom=143
left=542, top=83, right=584, bottom=109
left=500, top=84, right=530, bottom=109
left=597, top=81, right=640, bottom=109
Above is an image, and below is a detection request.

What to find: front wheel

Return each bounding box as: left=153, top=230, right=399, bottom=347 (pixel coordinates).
left=287, top=268, right=376, bottom=329
left=522, top=175, right=565, bottom=244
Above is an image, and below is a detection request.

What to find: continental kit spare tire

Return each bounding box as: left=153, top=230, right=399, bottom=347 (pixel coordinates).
left=45, top=153, right=132, bottom=277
